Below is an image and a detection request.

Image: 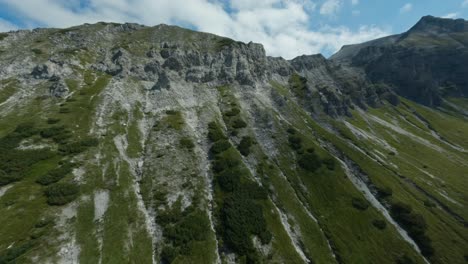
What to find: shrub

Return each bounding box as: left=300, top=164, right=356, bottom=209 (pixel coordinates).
left=390, top=202, right=434, bottom=257
left=232, top=119, right=247, bottom=129
left=210, top=140, right=232, bottom=155
left=212, top=151, right=241, bottom=173
left=217, top=168, right=241, bottom=192
left=44, top=182, right=79, bottom=205
left=31, top=48, right=43, bottom=55
left=179, top=137, right=195, bottom=149
left=79, top=137, right=99, bottom=147
left=352, top=197, right=369, bottom=210
left=13, top=123, right=37, bottom=138
left=298, top=152, right=322, bottom=172
left=288, top=135, right=302, bottom=151
left=323, top=157, right=336, bottom=170
left=160, top=245, right=178, bottom=264
left=376, top=185, right=393, bottom=198
left=396, top=254, right=415, bottom=264
left=40, top=126, right=69, bottom=140
left=372, top=219, right=387, bottom=230
left=59, top=107, right=71, bottom=114
left=423, top=199, right=436, bottom=208
left=286, top=127, right=297, bottom=134
left=165, top=110, right=178, bottom=115
left=0, top=241, right=34, bottom=263
left=222, top=193, right=268, bottom=258
left=224, top=107, right=240, bottom=117
left=36, top=162, right=73, bottom=185
left=46, top=118, right=60, bottom=124
left=0, top=170, right=17, bottom=186
left=237, top=136, right=254, bottom=156
left=58, top=142, right=86, bottom=154
left=208, top=122, right=226, bottom=142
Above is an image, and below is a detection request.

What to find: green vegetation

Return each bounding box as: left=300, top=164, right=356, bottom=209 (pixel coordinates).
left=372, top=219, right=387, bottom=230
left=207, top=121, right=270, bottom=262
left=36, top=162, right=73, bottom=185
left=289, top=73, right=308, bottom=97
left=0, top=124, right=55, bottom=185
left=215, top=38, right=240, bottom=51
left=158, top=202, right=212, bottom=263
left=208, top=121, right=226, bottom=142
left=44, top=182, right=79, bottom=205
left=237, top=136, right=254, bottom=156
left=351, top=197, right=370, bottom=211
left=390, top=202, right=434, bottom=258
left=179, top=137, right=195, bottom=150
left=31, top=48, right=43, bottom=55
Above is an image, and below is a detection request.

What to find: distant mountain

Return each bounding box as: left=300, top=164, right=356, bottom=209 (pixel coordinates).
left=0, top=17, right=467, bottom=264
left=331, top=15, right=468, bottom=106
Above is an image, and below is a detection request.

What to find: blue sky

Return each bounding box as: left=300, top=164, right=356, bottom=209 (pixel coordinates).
left=0, top=0, right=467, bottom=58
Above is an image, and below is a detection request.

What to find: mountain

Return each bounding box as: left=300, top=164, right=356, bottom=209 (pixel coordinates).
left=331, top=15, right=468, bottom=107
left=0, top=17, right=467, bottom=264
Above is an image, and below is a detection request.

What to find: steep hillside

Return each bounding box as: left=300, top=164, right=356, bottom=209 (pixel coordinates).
left=0, top=19, right=467, bottom=264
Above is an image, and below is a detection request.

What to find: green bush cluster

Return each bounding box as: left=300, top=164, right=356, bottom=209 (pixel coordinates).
left=351, top=197, right=369, bottom=211
left=232, top=119, right=247, bottom=129
left=58, top=137, right=99, bottom=154
left=46, top=118, right=61, bottom=124
left=207, top=121, right=270, bottom=262
left=372, top=219, right=387, bottom=230
left=179, top=137, right=195, bottom=150
left=289, top=73, right=308, bottom=97
left=237, top=136, right=254, bottom=156
left=210, top=140, right=231, bottom=155
left=36, top=162, right=73, bottom=185
left=40, top=125, right=71, bottom=144
left=0, top=124, right=55, bottom=186
left=208, top=122, right=226, bottom=142
left=44, top=182, right=79, bottom=205
left=286, top=127, right=336, bottom=172
left=390, top=202, right=434, bottom=257
left=376, top=185, right=393, bottom=198
left=157, top=199, right=211, bottom=263
left=0, top=241, right=34, bottom=264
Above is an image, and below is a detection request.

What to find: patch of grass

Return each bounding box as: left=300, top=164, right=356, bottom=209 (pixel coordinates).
left=289, top=73, right=308, bottom=98
left=0, top=33, right=8, bottom=41
left=162, top=110, right=184, bottom=130
left=179, top=137, right=195, bottom=150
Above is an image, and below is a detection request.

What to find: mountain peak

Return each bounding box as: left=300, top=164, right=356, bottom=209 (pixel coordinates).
left=408, top=15, right=468, bottom=34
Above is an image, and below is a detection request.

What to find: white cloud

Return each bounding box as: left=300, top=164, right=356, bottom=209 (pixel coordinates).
left=442, top=12, right=459, bottom=19
left=0, top=18, right=17, bottom=32
left=0, top=0, right=390, bottom=59
left=351, top=0, right=359, bottom=6
left=399, top=3, right=412, bottom=14
left=320, top=0, right=342, bottom=16
left=462, top=0, right=468, bottom=8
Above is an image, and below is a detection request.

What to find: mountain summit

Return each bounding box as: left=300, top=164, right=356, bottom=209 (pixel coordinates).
left=0, top=17, right=467, bottom=264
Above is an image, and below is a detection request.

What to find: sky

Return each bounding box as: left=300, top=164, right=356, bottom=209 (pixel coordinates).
left=0, top=0, right=467, bottom=59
